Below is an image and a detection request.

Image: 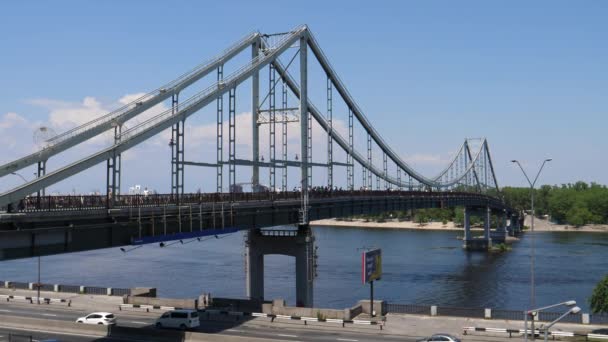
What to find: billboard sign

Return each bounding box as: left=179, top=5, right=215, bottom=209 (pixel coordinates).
left=361, top=248, right=382, bottom=283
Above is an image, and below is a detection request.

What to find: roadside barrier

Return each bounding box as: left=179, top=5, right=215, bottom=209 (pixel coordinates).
left=463, top=326, right=608, bottom=339
left=118, top=304, right=177, bottom=312
left=200, top=309, right=385, bottom=329
left=0, top=294, right=70, bottom=306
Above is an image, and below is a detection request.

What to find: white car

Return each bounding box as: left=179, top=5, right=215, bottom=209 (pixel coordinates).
left=76, top=312, right=117, bottom=325
left=155, top=309, right=200, bottom=330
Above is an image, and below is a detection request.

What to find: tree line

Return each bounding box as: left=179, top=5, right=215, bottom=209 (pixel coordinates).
left=502, top=181, right=608, bottom=226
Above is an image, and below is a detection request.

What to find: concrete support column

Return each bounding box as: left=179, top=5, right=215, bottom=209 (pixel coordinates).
left=484, top=206, right=492, bottom=246
left=500, top=212, right=507, bottom=232
left=246, top=229, right=264, bottom=301
left=295, top=224, right=314, bottom=307
left=463, top=207, right=471, bottom=241
left=510, top=216, right=519, bottom=234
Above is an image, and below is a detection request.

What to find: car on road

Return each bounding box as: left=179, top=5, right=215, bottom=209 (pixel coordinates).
left=416, top=334, right=461, bottom=342
left=155, top=309, right=200, bottom=330
left=76, top=312, right=117, bottom=325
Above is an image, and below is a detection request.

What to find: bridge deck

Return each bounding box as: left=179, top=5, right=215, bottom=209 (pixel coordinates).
left=0, top=191, right=511, bottom=261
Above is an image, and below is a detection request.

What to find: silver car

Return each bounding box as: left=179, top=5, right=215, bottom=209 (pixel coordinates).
left=416, top=334, right=461, bottom=342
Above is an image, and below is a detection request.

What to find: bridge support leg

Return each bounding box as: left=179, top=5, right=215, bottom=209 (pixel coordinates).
left=246, top=229, right=264, bottom=302
left=500, top=212, right=507, bottom=234
left=171, top=93, right=184, bottom=199
left=217, top=66, right=224, bottom=193
left=463, top=207, right=471, bottom=242
left=245, top=225, right=315, bottom=308
left=347, top=108, right=354, bottom=191
left=252, top=39, right=260, bottom=190
left=37, top=160, right=47, bottom=198
left=106, top=152, right=118, bottom=208
left=295, top=224, right=315, bottom=307
left=484, top=206, right=492, bottom=247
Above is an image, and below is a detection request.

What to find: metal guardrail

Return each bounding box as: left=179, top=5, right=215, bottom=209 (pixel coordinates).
left=83, top=286, right=108, bottom=295
left=12, top=190, right=505, bottom=213
left=39, top=283, right=54, bottom=292
left=9, top=282, right=29, bottom=290
left=58, top=284, right=80, bottom=293
left=492, top=309, right=525, bottom=321
left=385, top=303, right=431, bottom=315
left=590, top=313, right=608, bottom=325
left=538, top=310, right=581, bottom=324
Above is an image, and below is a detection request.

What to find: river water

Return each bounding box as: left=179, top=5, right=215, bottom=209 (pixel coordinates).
left=1, top=226, right=607, bottom=312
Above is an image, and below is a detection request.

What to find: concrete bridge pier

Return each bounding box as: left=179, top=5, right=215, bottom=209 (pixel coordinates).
left=463, top=206, right=492, bottom=251
left=463, top=207, right=472, bottom=241
left=483, top=206, right=491, bottom=243
left=245, top=224, right=315, bottom=307
left=509, top=215, right=521, bottom=235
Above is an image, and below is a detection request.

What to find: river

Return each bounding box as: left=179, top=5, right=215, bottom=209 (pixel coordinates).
left=1, top=226, right=607, bottom=312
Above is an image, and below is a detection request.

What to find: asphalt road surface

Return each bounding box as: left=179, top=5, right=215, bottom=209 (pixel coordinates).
left=0, top=302, right=420, bottom=342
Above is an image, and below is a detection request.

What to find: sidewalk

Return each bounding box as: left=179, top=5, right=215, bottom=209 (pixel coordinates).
left=384, top=313, right=608, bottom=340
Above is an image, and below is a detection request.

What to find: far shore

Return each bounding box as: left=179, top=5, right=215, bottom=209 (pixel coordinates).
left=310, top=215, right=608, bottom=233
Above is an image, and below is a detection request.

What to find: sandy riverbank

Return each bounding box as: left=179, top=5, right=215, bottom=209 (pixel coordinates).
left=310, top=215, right=608, bottom=233
left=310, top=218, right=483, bottom=231
left=523, top=215, right=608, bottom=233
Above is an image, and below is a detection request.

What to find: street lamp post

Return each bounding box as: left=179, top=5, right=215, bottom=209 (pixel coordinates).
left=512, top=158, right=551, bottom=340
left=523, top=300, right=576, bottom=342
left=37, top=255, right=41, bottom=304
left=543, top=306, right=581, bottom=342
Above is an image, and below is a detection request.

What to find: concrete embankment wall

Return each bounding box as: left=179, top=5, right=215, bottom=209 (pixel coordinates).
left=125, top=295, right=198, bottom=309
left=261, top=298, right=383, bottom=320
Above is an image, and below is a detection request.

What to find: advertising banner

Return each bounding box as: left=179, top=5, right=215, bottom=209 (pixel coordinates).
left=362, top=248, right=382, bottom=283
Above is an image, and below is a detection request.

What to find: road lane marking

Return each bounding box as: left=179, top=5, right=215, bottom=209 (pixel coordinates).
left=277, top=334, right=298, bottom=338
left=228, top=329, right=245, bottom=332
left=337, top=339, right=358, bottom=342
left=41, top=313, right=58, bottom=317
left=130, top=321, right=148, bottom=325
left=0, top=309, right=11, bottom=312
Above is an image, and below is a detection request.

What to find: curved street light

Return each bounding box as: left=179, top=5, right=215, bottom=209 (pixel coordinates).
left=542, top=306, right=581, bottom=341
left=512, top=158, right=552, bottom=340
left=524, top=299, right=575, bottom=342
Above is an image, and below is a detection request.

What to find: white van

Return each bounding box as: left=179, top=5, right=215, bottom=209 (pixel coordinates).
left=155, top=309, right=200, bottom=330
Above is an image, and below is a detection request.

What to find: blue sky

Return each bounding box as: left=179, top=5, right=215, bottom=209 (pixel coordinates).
left=1, top=1, right=606, bottom=193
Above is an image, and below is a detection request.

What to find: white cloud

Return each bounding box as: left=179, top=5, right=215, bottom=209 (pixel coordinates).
left=0, top=112, right=35, bottom=153
left=0, top=112, right=29, bottom=129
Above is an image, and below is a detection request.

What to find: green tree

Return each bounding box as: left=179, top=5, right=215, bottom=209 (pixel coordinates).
left=590, top=275, right=608, bottom=314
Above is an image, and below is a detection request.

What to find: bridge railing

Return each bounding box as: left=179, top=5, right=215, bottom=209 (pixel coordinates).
left=9, top=190, right=503, bottom=213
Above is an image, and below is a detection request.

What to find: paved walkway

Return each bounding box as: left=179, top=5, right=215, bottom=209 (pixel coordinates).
left=383, top=313, right=607, bottom=340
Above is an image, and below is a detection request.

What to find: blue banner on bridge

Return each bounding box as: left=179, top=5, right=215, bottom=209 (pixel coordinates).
left=131, top=228, right=240, bottom=245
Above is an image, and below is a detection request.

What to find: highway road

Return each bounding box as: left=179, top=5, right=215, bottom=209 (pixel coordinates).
left=0, top=302, right=420, bottom=342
